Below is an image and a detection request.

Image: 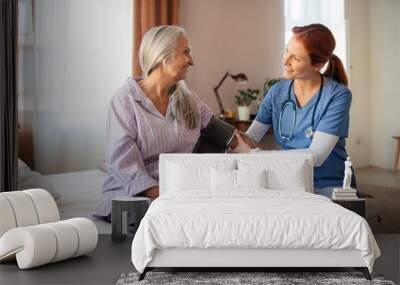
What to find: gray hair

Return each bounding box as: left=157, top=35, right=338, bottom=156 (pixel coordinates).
left=139, top=26, right=199, bottom=129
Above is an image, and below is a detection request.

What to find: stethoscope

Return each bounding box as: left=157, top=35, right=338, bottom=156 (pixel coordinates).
left=278, top=73, right=324, bottom=141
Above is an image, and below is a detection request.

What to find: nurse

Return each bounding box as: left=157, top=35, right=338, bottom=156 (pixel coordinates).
left=232, top=23, right=355, bottom=197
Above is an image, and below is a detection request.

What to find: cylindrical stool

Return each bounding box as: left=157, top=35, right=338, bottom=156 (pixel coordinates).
left=111, top=197, right=150, bottom=242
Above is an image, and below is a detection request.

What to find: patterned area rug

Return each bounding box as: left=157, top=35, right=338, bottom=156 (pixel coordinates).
left=116, top=271, right=396, bottom=285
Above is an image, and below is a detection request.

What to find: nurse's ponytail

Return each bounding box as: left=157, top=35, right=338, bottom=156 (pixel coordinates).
left=292, top=24, right=348, bottom=86
left=324, top=53, right=348, bottom=86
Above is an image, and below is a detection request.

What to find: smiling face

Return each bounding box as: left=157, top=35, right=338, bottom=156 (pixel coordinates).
left=163, top=35, right=194, bottom=81
left=283, top=36, right=322, bottom=80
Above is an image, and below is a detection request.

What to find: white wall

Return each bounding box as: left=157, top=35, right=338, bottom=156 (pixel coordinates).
left=180, top=0, right=285, bottom=115
left=345, top=0, right=400, bottom=170
left=180, top=0, right=400, bottom=169
left=28, top=0, right=398, bottom=173
left=180, top=0, right=385, bottom=167
left=345, top=0, right=371, bottom=167
left=369, top=0, right=400, bottom=170
left=32, top=0, right=132, bottom=174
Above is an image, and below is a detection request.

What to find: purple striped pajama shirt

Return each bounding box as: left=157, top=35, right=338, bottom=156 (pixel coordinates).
left=93, top=77, right=214, bottom=218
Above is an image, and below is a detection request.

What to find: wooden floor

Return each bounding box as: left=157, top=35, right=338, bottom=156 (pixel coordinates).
left=356, top=167, right=400, bottom=233
left=0, top=235, right=133, bottom=285
left=1, top=235, right=399, bottom=285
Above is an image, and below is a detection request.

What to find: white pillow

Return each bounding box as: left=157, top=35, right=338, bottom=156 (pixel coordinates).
left=18, top=159, right=60, bottom=200
left=168, top=163, right=211, bottom=191
left=97, top=160, right=107, bottom=173
left=236, top=169, right=267, bottom=189
left=211, top=169, right=267, bottom=190
left=166, top=160, right=236, bottom=192
left=211, top=168, right=236, bottom=190
left=266, top=163, right=307, bottom=191
left=237, top=159, right=309, bottom=192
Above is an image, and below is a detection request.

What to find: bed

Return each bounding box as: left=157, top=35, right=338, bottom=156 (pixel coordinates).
left=131, top=153, right=380, bottom=280
left=17, top=124, right=111, bottom=234
left=44, top=170, right=111, bottom=234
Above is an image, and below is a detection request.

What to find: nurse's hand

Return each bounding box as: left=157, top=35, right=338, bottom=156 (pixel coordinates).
left=228, top=131, right=251, bottom=153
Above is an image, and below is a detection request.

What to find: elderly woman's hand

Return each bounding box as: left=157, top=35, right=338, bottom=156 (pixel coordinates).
left=228, top=131, right=252, bottom=153
left=142, top=186, right=159, bottom=199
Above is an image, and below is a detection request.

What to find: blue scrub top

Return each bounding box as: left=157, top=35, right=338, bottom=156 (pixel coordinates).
left=255, top=77, right=352, bottom=189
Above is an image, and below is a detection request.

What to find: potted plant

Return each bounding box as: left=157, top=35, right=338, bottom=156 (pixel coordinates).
left=235, top=88, right=259, bottom=121
left=263, top=78, right=282, bottom=95
left=255, top=78, right=283, bottom=112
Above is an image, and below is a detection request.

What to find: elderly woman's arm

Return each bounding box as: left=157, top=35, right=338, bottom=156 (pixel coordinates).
left=105, top=95, right=159, bottom=198
left=191, top=92, right=214, bottom=129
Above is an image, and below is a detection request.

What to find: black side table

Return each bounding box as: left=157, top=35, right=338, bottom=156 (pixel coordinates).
left=111, top=197, right=150, bottom=242
left=332, top=198, right=366, bottom=218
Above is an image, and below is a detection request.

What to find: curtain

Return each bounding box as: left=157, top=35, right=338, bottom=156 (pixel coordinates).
left=21, top=1, right=132, bottom=174
left=133, top=0, right=179, bottom=76
left=0, top=0, right=18, bottom=192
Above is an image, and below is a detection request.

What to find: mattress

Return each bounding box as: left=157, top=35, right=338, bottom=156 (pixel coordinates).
left=131, top=190, right=381, bottom=273
left=44, top=170, right=111, bottom=234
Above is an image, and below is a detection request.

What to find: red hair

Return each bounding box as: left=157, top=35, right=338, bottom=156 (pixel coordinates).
left=292, top=24, right=348, bottom=86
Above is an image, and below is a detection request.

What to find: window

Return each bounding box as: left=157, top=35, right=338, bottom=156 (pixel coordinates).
left=284, top=0, right=348, bottom=71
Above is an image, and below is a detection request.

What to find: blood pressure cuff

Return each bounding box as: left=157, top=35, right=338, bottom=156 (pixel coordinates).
left=193, top=116, right=235, bottom=153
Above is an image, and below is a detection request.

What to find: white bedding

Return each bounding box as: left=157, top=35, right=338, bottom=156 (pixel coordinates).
left=44, top=170, right=111, bottom=234
left=131, top=190, right=380, bottom=273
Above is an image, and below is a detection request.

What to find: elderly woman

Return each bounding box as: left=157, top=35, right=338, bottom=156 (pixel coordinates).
left=94, top=26, right=213, bottom=219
